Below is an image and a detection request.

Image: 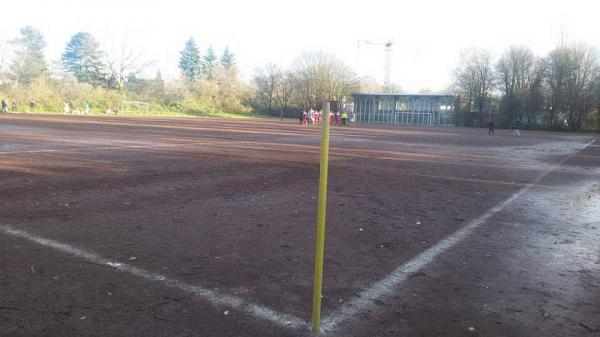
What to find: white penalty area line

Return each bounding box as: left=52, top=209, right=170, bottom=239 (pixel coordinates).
left=319, top=137, right=597, bottom=333
left=0, top=225, right=307, bottom=330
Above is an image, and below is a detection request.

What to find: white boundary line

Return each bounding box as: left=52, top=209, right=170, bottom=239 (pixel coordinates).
left=0, top=226, right=307, bottom=330
left=0, top=139, right=262, bottom=156
left=0, top=141, right=218, bottom=156
left=319, top=137, right=597, bottom=332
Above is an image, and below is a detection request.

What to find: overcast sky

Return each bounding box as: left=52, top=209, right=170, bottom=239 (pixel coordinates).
left=1, top=0, right=599, bottom=92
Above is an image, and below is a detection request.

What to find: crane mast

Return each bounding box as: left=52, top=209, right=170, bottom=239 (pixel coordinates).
left=358, top=40, right=393, bottom=92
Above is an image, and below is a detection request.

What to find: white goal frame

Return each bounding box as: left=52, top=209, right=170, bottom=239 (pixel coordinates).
left=121, top=101, right=150, bottom=113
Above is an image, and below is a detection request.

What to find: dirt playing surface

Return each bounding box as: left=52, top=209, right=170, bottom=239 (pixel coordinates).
left=1, top=114, right=598, bottom=337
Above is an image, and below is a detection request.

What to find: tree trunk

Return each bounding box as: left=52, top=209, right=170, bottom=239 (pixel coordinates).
left=595, top=106, right=600, bottom=133
left=268, top=97, right=273, bottom=115
left=465, top=92, right=472, bottom=126
left=576, top=114, right=583, bottom=131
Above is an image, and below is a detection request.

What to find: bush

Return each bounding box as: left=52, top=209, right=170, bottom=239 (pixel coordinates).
left=0, top=74, right=255, bottom=118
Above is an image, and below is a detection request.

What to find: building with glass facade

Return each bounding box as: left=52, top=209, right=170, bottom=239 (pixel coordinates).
left=351, top=93, right=456, bottom=126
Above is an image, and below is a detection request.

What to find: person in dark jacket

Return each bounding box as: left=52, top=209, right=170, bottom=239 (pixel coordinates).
left=488, top=117, right=495, bottom=135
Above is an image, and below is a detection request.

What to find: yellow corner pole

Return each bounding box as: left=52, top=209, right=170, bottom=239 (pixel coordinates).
left=312, top=102, right=331, bottom=333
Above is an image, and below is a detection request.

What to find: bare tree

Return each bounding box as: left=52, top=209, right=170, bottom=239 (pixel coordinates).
left=0, top=42, right=11, bottom=85
left=253, top=63, right=279, bottom=113
left=358, top=76, right=382, bottom=93
left=474, top=49, right=494, bottom=122
left=327, top=60, right=359, bottom=101
left=565, top=44, right=598, bottom=130
left=291, top=51, right=357, bottom=110
left=541, top=45, right=571, bottom=127
left=542, top=43, right=599, bottom=129
left=292, top=52, right=321, bottom=109
left=523, top=62, right=546, bottom=128
left=106, top=38, right=155, bottom=90
left=275, top=70, right=294, bottom=120
left=452, top=48, right=494, bottom=126
left=495, top=46, right=537, bottom=126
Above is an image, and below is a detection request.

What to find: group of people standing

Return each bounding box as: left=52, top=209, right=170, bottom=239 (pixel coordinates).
left=1, top=99, right=19, bottom=113
left=0, top=98, right=96, bottom=115
left=63, top=102, right=91, bottom=115
left=299, top=109, right=354, bottom=127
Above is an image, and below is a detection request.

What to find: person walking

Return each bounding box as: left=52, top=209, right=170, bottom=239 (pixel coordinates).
left=488, top=116, right=495, bottom=135
left=63, top=102, right=70, bottom=114
left=11, top=100, right=16, bottom=112
left=1, top=99, right=8, bottom=113
left=341, top=111, right=348, bottom=126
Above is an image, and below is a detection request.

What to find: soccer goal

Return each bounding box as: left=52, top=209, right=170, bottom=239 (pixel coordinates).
left=121, top=101, right=150, bottom=114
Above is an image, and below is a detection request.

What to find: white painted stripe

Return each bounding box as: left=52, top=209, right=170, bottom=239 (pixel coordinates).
left=320, top=137, right=597, bottom=332
left=0, top=141, right=217, bottom=156
left=0, top=226, right=307, bottom=330
left=0, top=140, right=261, bottom=156
left=0, top=148, right=75, bottom=155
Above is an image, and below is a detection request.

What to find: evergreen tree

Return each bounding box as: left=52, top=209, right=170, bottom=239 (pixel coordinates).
left=62, top=32, right=107, bottom=87
left=202, top=46, right=217, bottom=79
left=10, top=26, right=47, bottom=86
left=178, top=38, right=201, bottom=84
left=220, top=46, right=236, bottom=72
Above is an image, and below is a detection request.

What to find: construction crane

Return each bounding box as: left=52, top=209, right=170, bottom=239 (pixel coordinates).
left=357, top=40, right=393, bottom=92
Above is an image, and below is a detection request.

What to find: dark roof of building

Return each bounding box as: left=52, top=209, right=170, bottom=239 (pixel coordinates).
left=351, top=92, right=455, bottom=98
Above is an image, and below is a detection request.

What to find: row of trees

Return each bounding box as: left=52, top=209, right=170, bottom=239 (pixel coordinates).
left=175, top=38, right=251, bottom=114
left=0, top=26, right=252, bottom=115
left=4, top=26, right=154, bottom=91
left=252, top=52, right=359, bottom=118
left=2, top=25, right=598, bottom=130
left=0, top=24, right=368, bottom=118
left=0, top=27, right=126, bottom=112
left=452, top=42, right=600, bottom=131
left=178, top=38, right=235, bottom=83
left=252, top=42, right=600, bottom=131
